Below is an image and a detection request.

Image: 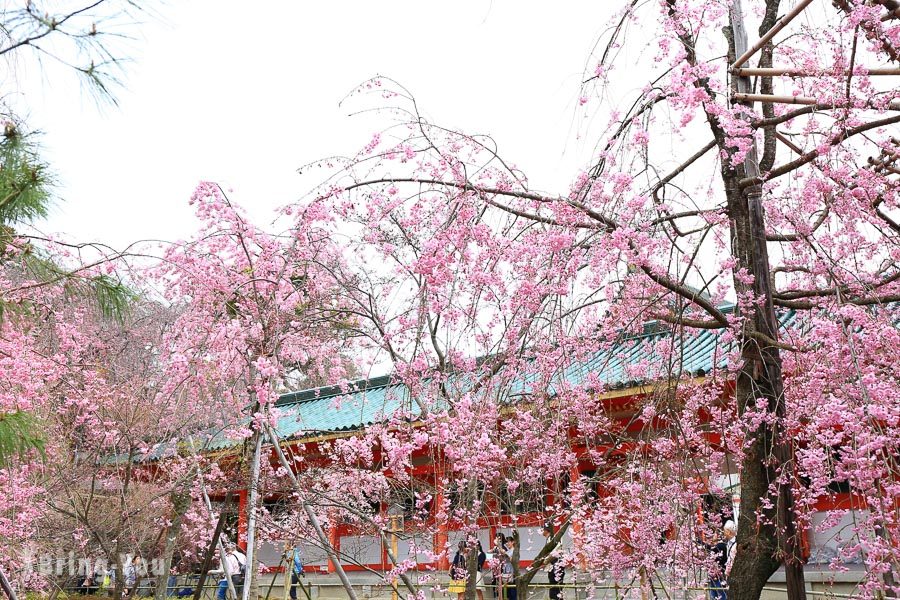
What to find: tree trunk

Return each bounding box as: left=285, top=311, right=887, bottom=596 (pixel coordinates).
left=722, top=141, right=802, bottom=599
left=154, top=490, right=192, bottom=600
left=722, top=122, right=807, bottom=600
left=515, top=524, right=569, bottom=600
left=465, top=544, right=477, bottom=600
left=113, top=447, right=137, bottom=600
left=724, top=4, right=807, bottom=599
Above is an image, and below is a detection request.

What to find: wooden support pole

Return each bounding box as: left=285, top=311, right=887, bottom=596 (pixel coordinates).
left=869, top=156, right=900, bottom=175
left=735, top=93, right=823, bottom=106
left=735, top=67, right=900, bottom=77
left=283, top=546, right=291, bottom=600
left=0, top=565, right=18, bottom=600
left=193, top=498, right=232, bottom=600
left=188, top=437, right=239, bottom=600
left=263, top=553, right=286, bottom=600
left=242, top=433, right=263, bottom=600
left=733, top=92, right=900, bottom=111
left=775, top=132, right=803, bottom=154
left=867, top=139, right=900, bottom=171
left=262, top=423, right=361, bottom=600
left=731, top=0, right=814, bottom=68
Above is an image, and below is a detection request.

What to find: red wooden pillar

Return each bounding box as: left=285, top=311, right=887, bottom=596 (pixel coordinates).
left=237, top=489, right=249, bottom=551
left=433, top=474, right=449, bottom=570
left=327, top=527, right=341, bottom=573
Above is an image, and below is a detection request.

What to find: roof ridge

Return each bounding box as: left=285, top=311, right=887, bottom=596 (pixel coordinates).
left=276, top=373, right=396, bottom=407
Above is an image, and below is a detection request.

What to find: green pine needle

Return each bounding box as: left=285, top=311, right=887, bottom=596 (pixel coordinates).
left=0, top=410, right=45, bottom=467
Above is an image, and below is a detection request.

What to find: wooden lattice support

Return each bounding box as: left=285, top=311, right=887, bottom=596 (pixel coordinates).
left=868, top=137, right=900, bottom=175
left=736, top=67, right=900, bottom=76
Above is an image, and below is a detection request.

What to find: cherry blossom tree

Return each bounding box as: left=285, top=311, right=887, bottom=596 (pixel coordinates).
left=314, top=1, right=900, bottom=598
left=155, top=182, right=357, bottom=600
left=34, top=300, right=219, bottom=599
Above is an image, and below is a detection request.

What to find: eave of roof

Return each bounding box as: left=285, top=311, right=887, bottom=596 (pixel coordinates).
left=200, top=305, right=784, bottom=453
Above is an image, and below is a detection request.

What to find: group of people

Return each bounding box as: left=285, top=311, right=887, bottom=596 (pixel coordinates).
left=450, top=526, right=564, bottom=600
left=73, top=521, right=732, bottom=600
left=448, top=519, right=735, bottom=600
left=75, top=555, right=143, bottom=597
left=215, top=542, right=304, bottom=600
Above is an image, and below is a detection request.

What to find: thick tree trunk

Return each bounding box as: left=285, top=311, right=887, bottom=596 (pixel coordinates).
left=723, top=4, right=808, bottom=599
left=722, top=128, right=808, bottom=600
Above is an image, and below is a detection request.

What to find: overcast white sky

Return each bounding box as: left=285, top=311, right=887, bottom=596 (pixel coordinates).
left=15, top=1, right=619, bottom=249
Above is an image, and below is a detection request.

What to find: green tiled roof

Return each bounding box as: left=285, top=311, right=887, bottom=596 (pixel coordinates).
left=197, top=307, right=801, bottom=453
left=274, top=376, right=413, bottom=437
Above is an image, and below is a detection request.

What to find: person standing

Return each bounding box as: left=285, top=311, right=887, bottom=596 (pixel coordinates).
left=706, top=522, right=732, bottom=600
left=490, top=536, right=517, bottom=600
left=449, top=540, right=486, bottom=600
left=100, top=566, right=114, bottom=596
left=123, top=556, right=141, bottom=598
left=450, top=541, right=469, bottom=600
left=216, top=544, right=246, bottom=600
left=541, top=526, right=564, bottom=600
left=474, top=541, right=487, bottom=600
left=286, top=544, right=304, bottom=600
left=724, top=520, right=737, bottom=573
left=490, top=534, right=506, bottom=600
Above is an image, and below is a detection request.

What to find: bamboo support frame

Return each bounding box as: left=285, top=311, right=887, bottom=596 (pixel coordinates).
left=188, top=437, right=240, bottom=600
left=870, top=159, right=900, bottom=175
left=733, top=92, right=900, bottom=110
left=731, top=0, right=814, bottom=68
left=262, top=423, right=361, bottom=600
left=868, top=142, right=900, bottom=174
left=736, top=67, right=900, bottom=77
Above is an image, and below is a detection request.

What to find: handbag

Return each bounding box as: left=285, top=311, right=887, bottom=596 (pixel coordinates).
left=447, top=579, right=466, bottom=594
